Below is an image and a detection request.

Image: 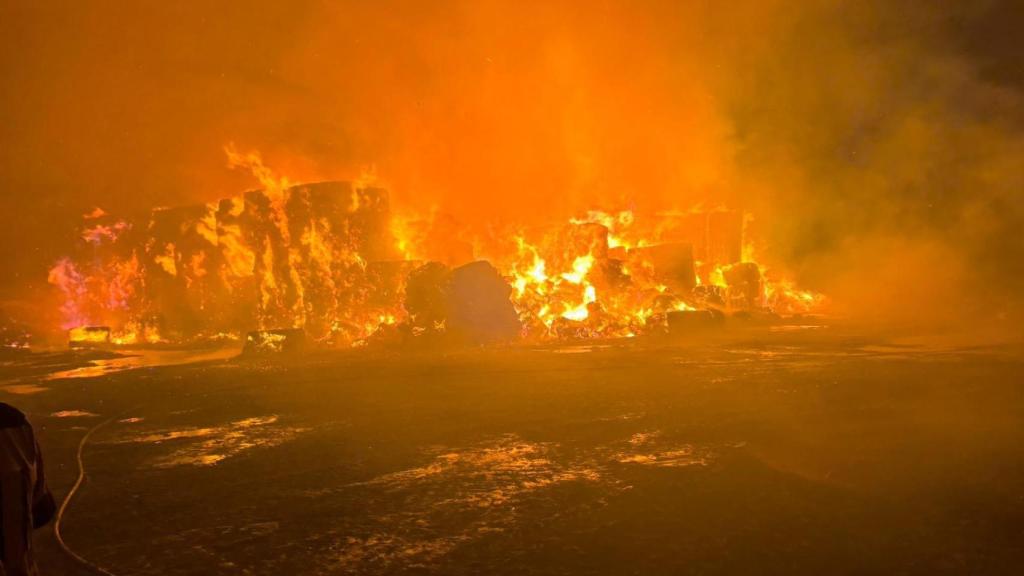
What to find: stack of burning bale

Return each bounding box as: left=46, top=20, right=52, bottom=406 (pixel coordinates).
left=54, top=181, right=412, bottom=347
left=53, top=179, right=777, bottom=348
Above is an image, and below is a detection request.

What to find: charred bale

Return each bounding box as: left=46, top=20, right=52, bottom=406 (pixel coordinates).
left=404, top=262, right=450, bottom=331
left=596, top=258, right=632, bottom=291
left=444, top=261, right=521, bottom=343
left=629, top=243, right=697, bottom=294
left=667, top=309, right=724, bottom=335
left=692, top=284, right=726, bottom=308
left=723, top=262, right=763, bottom=309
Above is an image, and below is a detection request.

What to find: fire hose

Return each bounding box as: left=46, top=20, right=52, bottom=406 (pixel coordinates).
left=53, top=414, right=122, bottom=576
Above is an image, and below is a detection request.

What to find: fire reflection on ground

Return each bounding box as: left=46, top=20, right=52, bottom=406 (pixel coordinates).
left=106, top=415, right=309, bottom=469
left=43, top=346, right=242, bottom=381
left=291, top=431, right=721, bottom=573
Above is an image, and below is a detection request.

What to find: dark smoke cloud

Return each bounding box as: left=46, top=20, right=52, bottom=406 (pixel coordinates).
left=719, top=1, right=1024, bottom=325
left=2, top=1, right=1022, bottom=330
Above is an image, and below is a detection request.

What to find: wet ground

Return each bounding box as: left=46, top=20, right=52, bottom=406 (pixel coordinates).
left=3, top=325, right=1024, bottom=575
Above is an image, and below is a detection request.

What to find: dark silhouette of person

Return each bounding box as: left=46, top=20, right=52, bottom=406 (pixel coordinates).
left=0, top=403, right=55, bottom=576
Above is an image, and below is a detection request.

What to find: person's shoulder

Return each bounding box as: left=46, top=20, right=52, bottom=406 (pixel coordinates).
left=0, top=403, right=29, bottom=428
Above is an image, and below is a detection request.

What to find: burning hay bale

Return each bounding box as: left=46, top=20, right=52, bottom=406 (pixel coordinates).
left=47, top=178, right=417, bottom=346
left=242, top=328, right=307, bottom=355
left=146, top=204, right=222, bottom=337
left=69, top=326, right=112, bottom=349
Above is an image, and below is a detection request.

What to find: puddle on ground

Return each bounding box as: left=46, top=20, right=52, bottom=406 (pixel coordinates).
left=51, top=410, right=99, bottom=418
left=306, top=432, right=718, bottom=574
left=769, top=324, right=828, bottom=332
left=547, top=345, right=602, bottom=354
left=109, top=415, right=308, bottom=468
left=344, top=435, right=602, bottom=502
left=44, top=346, right=241, bottom=381
left=614, top=446, right=711, bottom=467
left=309, top=435, right=604, bottom=573
left=628, top=431, right=661, bottom=445
left=0, top=383, right=48, bottom=395
left=616, top=429, right=714, bottom=467
left=151, top=521, right=280, bottom=546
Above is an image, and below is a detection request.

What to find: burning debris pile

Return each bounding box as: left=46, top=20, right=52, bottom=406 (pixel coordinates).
left=47, top=177, right=824, bottom=348
left=494, top=209, right=824, bottom=340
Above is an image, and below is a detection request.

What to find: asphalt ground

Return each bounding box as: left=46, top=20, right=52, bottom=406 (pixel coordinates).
left=3, top=326, right=1023, bottom=575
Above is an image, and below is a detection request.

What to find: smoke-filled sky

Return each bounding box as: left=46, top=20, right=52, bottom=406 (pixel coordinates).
left=2, top=0, right=1023, bottom=324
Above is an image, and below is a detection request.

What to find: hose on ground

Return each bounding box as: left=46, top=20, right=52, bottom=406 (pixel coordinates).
left=53, top=414, right=121, bottom=576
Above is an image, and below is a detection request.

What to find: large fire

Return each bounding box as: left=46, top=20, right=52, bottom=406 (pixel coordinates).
left=46, top=150, right=824, bottom=348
